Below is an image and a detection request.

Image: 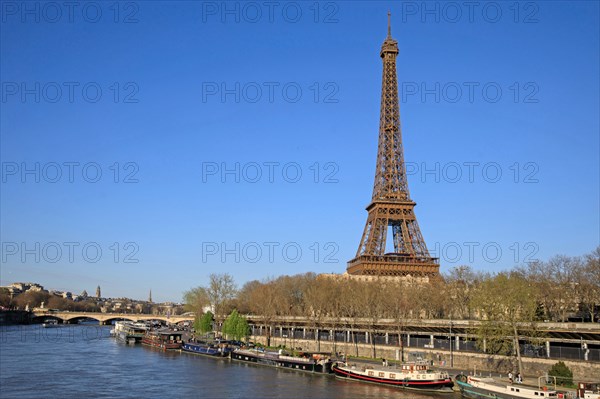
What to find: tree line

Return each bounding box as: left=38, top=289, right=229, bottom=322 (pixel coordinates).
left=0, top=290, right=101, bottom=312
left=184, top=248, right=599, bottom=325
left=184, top=248, right=599, bottom=372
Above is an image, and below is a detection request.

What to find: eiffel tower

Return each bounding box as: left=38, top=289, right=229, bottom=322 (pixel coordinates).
left=347, top=13, right=439, bottom=278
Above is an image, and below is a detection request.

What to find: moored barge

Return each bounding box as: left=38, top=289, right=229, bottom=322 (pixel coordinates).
left=455, top=374, right=559, bottom=399
left=181, top=340, right=235, bottom=357
left=332, top=360, right=453, bottom=392
left=114, top=321, right=148, bottom=344
left=231, top=348, right=333, bottom=373
left=141, top=330, right=183, bottom=350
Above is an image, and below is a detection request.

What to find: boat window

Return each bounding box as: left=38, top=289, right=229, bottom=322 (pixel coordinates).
left=512, top=388, right=515, bottom=391
left=368, top=371, right=374, bottom=377
left=390, top=374, right=396, bottom=379
left=379, top=372, right=385, bottom=377
left=541, top=393, right=545, bottom=396
left=516, top=389, right=520, bottom=392
left=535, top=393, right=539, bottom=396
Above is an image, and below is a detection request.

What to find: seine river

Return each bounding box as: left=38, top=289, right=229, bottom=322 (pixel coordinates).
left=1, top=325, right=459, bottom=399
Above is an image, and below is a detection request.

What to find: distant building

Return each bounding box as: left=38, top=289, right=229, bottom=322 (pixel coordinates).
left=96, top=285, right=101, bottom=299
left=8, top=282, right=45, bottom=295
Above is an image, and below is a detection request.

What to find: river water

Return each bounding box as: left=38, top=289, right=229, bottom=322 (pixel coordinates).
left=0, top=325, right=460, bottom=399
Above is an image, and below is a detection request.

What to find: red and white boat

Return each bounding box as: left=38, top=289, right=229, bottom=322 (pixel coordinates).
left=332, top=360, right=454, bottom=392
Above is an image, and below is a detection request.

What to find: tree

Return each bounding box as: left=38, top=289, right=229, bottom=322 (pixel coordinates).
left=183, top=286, right=209, bottom=316
left=576, top=248, right=600, bottom=322
left=545, top=255, right=580, bottom=322
left=548, top=361, right=573, bottom=386
left=382, top=280, right=411, bottom=362
left=236, top=280, right=263, bottom=314
left=0, top=288, right=13, bottom=308
left=418, top=277, right=449, bottom=319
left=246, top=279, right=279, bottom=346
left=338, top=279, right=364, bottom=357
left=444, top=265, right=481, bottom=319
left=207, top=273, right=237, bottom=319
left=222, top=309, right=249, bottom=341
left=13, top=290, right=50, bottom=309
left=47, top=296, right=69, bottom=310
left=304, top=276, right=337, bottom=352
left=353, top=279, right=386, bottom=358
left=195, top=311, right=214, bottom=334
left=471, top=271, right=540, bottom=375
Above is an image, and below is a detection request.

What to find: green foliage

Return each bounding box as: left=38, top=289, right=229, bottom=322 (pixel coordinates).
left=472, top=273, right=538, bottom=344
left=222, top=309, right=249, bottom=341
left=548, top=361, right=573, bottom=386
left=183, top=287, right=209, bottom=315
left=194, top=311, right=214, bottom=334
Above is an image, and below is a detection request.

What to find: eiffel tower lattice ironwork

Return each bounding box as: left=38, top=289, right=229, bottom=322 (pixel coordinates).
left=347, top=13, right=439, bottom=277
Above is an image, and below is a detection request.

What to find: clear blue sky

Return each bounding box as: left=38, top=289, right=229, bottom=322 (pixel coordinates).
left=1, top=1, right=598, bottom=302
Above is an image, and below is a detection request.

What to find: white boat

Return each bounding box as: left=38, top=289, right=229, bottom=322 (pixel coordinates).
left=113, top=321, right=148, bottom=344
left=42, top=319, right=59, bottom=328
left=455, top=374, right=558, bottom=399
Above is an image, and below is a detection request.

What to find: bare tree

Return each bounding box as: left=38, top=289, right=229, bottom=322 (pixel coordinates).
left=207, top=273, right=237, bottom=320
left=338, top=279, right=363, bottom=357
left=351, top=280, right=386, bottom=358
left=576, top=248, right=600, bottom=322
left=183, top=286, right=209, bottom=314
left=444, top=265, right=481, bottom=319
left=382, top=280, right=411, bottom=361
left=304, top=276, right=338, bottom=352
left=247, top=278, right=279, bottom=346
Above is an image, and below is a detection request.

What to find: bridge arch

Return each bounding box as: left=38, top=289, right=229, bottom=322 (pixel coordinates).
left=62, top=315, right=103, bottom=324
left=103, top=317, right=137, bottom=325
left=31, top=314, right=64, bottom=323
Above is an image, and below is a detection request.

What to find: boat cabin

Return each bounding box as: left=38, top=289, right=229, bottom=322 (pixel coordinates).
left=157, top=331, right=183, bottom=344
left=401, top=363, right=429, bottom=373
left=578, top=383, right=600, bottom=399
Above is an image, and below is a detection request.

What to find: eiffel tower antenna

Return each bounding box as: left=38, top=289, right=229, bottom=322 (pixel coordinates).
left=387, top=11, right=391, bottom=38
left=347, top=14, right=439, bottom=278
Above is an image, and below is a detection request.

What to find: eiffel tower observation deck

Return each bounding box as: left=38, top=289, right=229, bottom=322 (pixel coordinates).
left=347, top=13, right=439, bottom=278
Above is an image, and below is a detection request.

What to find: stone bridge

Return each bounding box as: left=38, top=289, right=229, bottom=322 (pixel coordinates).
left=31, top=310, right=194, bottom=325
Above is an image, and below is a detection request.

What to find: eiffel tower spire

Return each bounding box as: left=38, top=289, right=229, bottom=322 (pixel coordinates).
left=387, top=11, right=391, bottom=38
left=347, top=14, right=439, bottom=278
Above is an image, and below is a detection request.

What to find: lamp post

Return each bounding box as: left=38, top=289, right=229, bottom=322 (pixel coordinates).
left=450, top=320, right=454, bottom=368
left=401, top=333, right=404, bottom=363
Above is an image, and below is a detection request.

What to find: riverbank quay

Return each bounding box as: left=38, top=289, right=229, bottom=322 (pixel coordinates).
left=252, top=335, right=600, bottom=381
